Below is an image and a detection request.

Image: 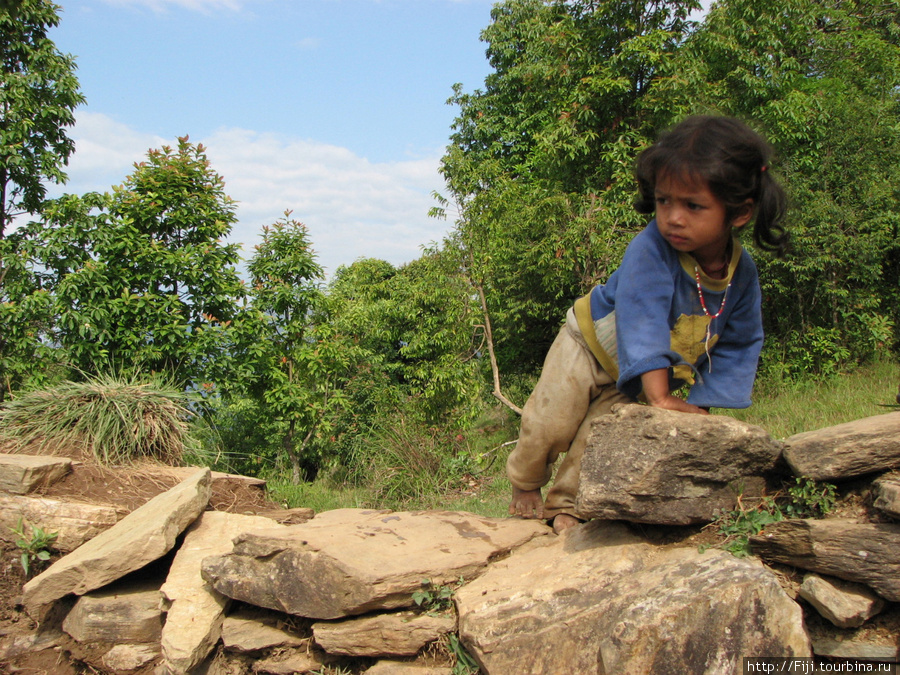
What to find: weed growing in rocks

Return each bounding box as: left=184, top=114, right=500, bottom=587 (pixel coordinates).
left=10, top=518, right=57, bottom=578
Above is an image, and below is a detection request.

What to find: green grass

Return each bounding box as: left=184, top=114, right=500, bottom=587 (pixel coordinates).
left=266, top=358, right=900, bottom=517
left=716, top=357, right=898, bottom=438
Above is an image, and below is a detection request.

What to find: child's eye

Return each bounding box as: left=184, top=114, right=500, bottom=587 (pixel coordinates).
left=655, top=196, right=668, bottom=205
left=688, top=202, right=704, bottom=211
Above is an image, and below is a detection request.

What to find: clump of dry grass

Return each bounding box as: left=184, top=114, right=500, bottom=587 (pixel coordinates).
left=0, top=374, right=196, bottom=465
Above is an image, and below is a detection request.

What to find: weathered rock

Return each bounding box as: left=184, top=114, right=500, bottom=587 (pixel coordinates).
left=0, top=454, right=72, bottom=494
left=456, top=520, right=810, bottom=674
left=576, top=405, right=784, bottom=525
left=22, top=467, right=211, bottom=622
left=251, top=650, right=326, bottom=674
left=364, top=663, right=453, bottom=675
left=0, top=495, right=119, bottom=552
left=313, top=611, right=456, bottom=657
left=799, top=573, right=886, bottom=628
left=750, top=519, right=900, bottom=601
left=873, top=474, right=900, bottom=519
left=811, top=635, right=899, bottom=663
left=783, top=412, right=900, bottom=481
left=202, top=509, right=548, bottom=620
left=62, top=579, right=163, bottom=644
left=221, top=606, right=308, bottom=653
left=160, top=510, right=283, bottom=674
left=0, top=628, right=64, bottom=660
left=101, top=643, right=160, bottom=671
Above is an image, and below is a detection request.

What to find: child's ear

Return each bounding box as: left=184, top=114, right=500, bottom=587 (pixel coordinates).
left=731, top=199, right=754, bottom=230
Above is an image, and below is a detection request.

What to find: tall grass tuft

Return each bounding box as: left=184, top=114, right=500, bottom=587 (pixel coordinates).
left=0, top=373, right=196, bottom=465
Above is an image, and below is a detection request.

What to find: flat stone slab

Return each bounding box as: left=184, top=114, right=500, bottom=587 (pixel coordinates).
left=221, top=606, right=308, bottom=653
left=22, top=467, right=211, bottom=622
left=313, top=610, right=456, bottom=657
left=750, top=518, right=900, bottom=601
left=799, top=573, right=886, bottom=628
left=365, top=663, right=453, bottom=675
left=202, top=508, right=549, bottom=620
left=0, top=454, right=72, bottom=494
left=783, top=413, right=900, bottom=481
left=159, top=510, right=284, bottom=674
left=576, top=405, right=783, bottom=524
left=456, top=521, right=810, bottom=674
left=0, top=495, right=119, bottom=552
left=62, top=578, right=163, bottom=644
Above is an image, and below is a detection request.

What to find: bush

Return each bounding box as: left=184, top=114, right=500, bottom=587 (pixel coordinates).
left=0, top=373, right=196, bottom=465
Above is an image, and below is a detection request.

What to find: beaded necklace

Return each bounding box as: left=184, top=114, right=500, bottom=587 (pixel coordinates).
left=694, top=265, right=731, bottom=372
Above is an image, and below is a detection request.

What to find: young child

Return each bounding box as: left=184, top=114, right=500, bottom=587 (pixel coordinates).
left=507, top=115, right=788, bottom=533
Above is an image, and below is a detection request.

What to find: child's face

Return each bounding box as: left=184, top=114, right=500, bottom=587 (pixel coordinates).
left=653, top=172, right=751, bottom=268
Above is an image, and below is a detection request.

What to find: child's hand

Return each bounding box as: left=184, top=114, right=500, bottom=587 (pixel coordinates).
left=650, top=394, right=710, bottom=416
left=509, top=486, right=544, bottom=519
left=641, top=368, right=710, bottom=415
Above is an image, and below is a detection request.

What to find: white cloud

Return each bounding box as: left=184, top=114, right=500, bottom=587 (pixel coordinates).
left=54, top=112, right=451, bottom=277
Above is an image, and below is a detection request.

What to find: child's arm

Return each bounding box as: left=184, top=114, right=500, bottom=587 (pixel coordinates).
left=641, top=368, right=709, bottom=415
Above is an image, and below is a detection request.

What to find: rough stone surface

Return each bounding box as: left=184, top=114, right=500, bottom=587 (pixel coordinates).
left=160, top=510, right=282, bottom=674
left=456, top=521, right=810, bottom=674
left=811, top=635, right=899, bottom=663
left=22, top=467, right=211, bottom=622
left=0, top=454, right=72, bottom=494
left=101, top=643, right=160, bottom=671
left=364, top=663, right=453, bottom=675
left=576, top=405, right=784, bottom=525
left=62, top=579, right=163, bottom=644
left=0, top=495, right=119, bottom=552
left=202, top=508, right=548, bottom=620
left=799, top=573, right=886, bottom=628
left=783, top=412, right=900, bottom=481
left=251, top=650, right=326, bottom=674
left=220, top=606, right=308, bottom=653
left=873, top=474, right=900, bottom=519
left=750, top=518, right=900, bottom=601
left=313, top=611, right=456, bottom=657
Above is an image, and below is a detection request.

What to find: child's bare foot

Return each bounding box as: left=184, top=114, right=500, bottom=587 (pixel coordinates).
left=550, top=513, right=584, bottom=534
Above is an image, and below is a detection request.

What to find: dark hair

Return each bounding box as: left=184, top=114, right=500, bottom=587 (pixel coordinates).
left=635, top=115, right=788, bottom=256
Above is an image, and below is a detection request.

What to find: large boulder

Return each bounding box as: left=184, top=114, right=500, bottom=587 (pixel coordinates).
left=456, top=521, right=810, bottom=674
left=782, top=412, right=900, bottom=481
left=202, top=508, right=548, bottom=620
left=576, top=405, right=784, bottom=525
left=22, top=468, right=211, bottom=622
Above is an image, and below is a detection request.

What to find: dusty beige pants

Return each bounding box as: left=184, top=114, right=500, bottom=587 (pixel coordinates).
left=506, top=310, right=631, bottom=519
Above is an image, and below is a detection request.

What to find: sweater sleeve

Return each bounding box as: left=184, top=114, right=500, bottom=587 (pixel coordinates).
left=613, top=231, right=684, bottom=399
left=685, top=259, right=763, bottom=409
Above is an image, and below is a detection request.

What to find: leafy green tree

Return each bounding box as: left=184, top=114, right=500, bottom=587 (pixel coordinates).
left=24, top=138, right=245, bottom=385
left=241, top=213, right=358, bottom=484
left=329, top=249, right=484, bottom=425
left=0, top=0, right=84, bottom=237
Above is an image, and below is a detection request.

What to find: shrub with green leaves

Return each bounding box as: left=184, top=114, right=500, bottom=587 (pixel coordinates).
left=0, top=373, right=196, bottom=465
left=11, top=518, right=58, bottom=578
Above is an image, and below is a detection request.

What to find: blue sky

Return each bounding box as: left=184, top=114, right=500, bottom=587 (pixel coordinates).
left=49, top=0, right=497, bottom=276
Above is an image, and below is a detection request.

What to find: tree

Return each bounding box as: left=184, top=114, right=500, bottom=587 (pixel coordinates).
left=26, top=138, right=245, bottom=385
left=0, top=0, right=84, bottom=237
left=242, top=213, right=357, bottom=484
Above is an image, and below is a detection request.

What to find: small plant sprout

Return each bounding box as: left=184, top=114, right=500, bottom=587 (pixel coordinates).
left=11, top=518, right=58, bottom=578
left=412, top=577, right=462, bottom=614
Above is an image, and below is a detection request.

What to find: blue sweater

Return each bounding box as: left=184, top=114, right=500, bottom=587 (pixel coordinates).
left=572, top=220, right=763, bottom=409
